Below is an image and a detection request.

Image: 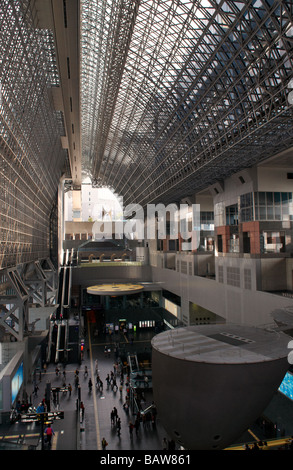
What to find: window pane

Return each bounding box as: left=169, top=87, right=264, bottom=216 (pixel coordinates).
left=259, top=207, right=266, bottom=220
left=267, top=206, right=274, bottom=219
left=259, top=192, right=266, bottom=205
left=274, top=206, right=281, bottom=220
left=266, top=192, right=273, bottom=205
left=274, top=192, right=281, bottom=205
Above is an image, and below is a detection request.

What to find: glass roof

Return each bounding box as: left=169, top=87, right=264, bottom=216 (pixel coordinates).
left=80, top=0, right=293, bottom=207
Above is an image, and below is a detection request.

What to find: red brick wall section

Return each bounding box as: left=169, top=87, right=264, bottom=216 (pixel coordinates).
left=241, top=221, right=260, bottom=254
left=215, top=226, right=230, bottom=253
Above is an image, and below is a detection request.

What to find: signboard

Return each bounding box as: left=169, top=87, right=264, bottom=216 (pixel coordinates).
left=11, top=362, right=23, bottom=405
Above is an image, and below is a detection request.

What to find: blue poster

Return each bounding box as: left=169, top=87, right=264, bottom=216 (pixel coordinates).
left=279, top=372, right=293, bottom=401
left=11, top=362, right=23, bottom=404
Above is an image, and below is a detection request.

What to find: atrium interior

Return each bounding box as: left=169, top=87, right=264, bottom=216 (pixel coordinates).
left=0, top=0, right=293, bottom=451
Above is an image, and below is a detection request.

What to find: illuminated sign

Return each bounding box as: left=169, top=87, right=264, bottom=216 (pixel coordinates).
left=11, top=362, right=23, bottom=404
left=164, top=299, right=180, bottom=318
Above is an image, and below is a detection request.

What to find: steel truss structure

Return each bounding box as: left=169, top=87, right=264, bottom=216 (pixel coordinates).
left=81, top=0, right=293, bottom=207
left=0, top=258, right=57, bottom=341
left=0, top=0, right=292, bottom=340
left=0, top=0, right=68, bottom=271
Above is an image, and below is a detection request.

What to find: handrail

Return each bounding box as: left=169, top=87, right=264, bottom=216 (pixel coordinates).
left=67, top=266, right=72, bottom=306
left=141, top=403, right=155, bottom=415
left=64, top=320, right=69, bottom=362
left=46, top=322, right=53, bottom=363
left=55, top=323, right=61, bottom=363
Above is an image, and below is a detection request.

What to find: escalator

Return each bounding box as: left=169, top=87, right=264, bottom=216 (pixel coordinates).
left=63, top=266, right=71, bottom=309
left=128, top=353, right=139, bottom=373
left=57, top=254, right=72, bottom=319
left=47, top=249, right=73, bottom=363
left=71, top=248, right=78, bottom=266
left=46, top=322, right=53, bottom=363
left=56, top=267, right=64, bottom=320
left=67, top=321, right=79, bottom=363
left=55, top=322, right=66, bottom=363
left=47, top=322, right=58, bottom=363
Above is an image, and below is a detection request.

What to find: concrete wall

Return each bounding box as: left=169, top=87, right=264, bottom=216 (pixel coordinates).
left=257, top=166, right=293, bottom=192
left=151, top=265, right=293, bottom=327
left=261, top=258, right=288, bottom=291
left=71, top=264, right=153, bottom=288
left=152, top=343, right=289, bottom=450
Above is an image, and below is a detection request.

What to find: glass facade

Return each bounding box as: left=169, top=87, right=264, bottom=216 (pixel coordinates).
left=217, top=192, right=293, bottom=226
left=200, top=211, right=214, bottom=230
left=254, top=192, right=293, bottom=222
left=240, top=193, right=254, bottom=223
left=226, top=204, right=238, bottom=226
left=80, top=0, right=293, bottom=208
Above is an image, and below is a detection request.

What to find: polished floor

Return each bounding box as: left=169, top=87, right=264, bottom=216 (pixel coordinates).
left=2, top=317, right=293, bottom=451
left=27, top=323, right=172, bottom=451
left=79, top=327, right=169, bottom=451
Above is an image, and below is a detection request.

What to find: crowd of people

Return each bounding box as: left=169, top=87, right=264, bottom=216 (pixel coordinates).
left=76, top=354, right=166, bottom=450
left=26, top=333, right=170, bottom=450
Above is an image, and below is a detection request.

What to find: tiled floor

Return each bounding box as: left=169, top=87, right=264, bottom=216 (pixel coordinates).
left=79, top=324, right=170, bottom=451
left=3, top=315, right=293, bottom=451
left=28, top=323, right=172, bottom=451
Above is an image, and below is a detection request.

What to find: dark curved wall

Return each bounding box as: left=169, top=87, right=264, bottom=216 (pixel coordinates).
left=152, top=347, right=288, bottom=449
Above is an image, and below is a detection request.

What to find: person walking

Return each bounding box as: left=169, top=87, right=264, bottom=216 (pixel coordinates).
left=106, top=374, right=110, bottom=388
left=142, top=413, right=147, bottom=428
left=96, top=374, right=100, bottom=389
left=80, top=401, right=85, bottom=421
left=162, top=437, right=168, bottom=450
left=101, top=437, right=108, bottom=450
left=75, top=375, right=79, bottom=389
left=113, top=407, right=118, bottom=424
left=88, top=377, right=93, bottom=392
left=117, top=417, right=121, bottom=437
left=134, top=417, right=140, bottom=435
left=33, top=384, right=39, bottom=398
left=129, top=421, right=134, bottom=438
left=44, top=424, right=55, bottom=448
left=112, top=376, right=117, bottom=391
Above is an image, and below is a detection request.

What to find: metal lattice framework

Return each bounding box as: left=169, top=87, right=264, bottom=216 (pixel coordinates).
left=81, top=0, right=293, bottom=207
left=0, top=0, right=68, bottom=269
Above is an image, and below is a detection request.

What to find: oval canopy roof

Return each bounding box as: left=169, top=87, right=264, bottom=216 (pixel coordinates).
left=87, top=283, right=144, bottom=296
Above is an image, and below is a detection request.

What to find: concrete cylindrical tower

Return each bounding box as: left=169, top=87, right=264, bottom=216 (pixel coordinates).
left=151, top=324, right=289, bottom=450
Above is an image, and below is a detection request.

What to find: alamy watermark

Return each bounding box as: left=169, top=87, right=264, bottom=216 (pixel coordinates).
left=288, top=341, right=293, bottom=365
left=92, top=202, right=201, bottom=251
left=288, top=78, right=293, bottom=105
